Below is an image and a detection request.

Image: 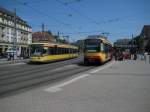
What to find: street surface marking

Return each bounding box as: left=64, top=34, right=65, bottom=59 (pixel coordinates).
left=90, top=61, right=115, bottom=73
left=51, top=64, right=78, bottom=72
left=44, top=74, right=90, bottom=93
left=9, top=62, right=26, bottom=66
left=0, top=62, right=26, bottom=67
left=45, top=87, right=62, bottom=93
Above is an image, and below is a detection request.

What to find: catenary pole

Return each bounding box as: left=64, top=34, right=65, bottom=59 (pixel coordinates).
left=13, top=8, right=17, bottom=60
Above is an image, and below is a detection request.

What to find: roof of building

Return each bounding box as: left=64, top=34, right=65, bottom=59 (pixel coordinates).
left=115, top=38, right=131, bottom=43
left=0, top=6, right=31, bottom=28
left=32, top=31, right=56, bottom=43
left=141, top=25, right=150, bottom=38
left=0, top=6, right=14, bottom=17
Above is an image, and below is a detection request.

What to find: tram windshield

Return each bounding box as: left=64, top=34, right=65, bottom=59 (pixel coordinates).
left=31, top=44, right=48, bottom=56
left=85, top=45, right=100, bottom=52
left=85, top=39, right=101, bottom=52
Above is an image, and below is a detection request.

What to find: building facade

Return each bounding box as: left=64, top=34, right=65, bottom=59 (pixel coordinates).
left=0, top=6, right=32, bottom=58
left=114, top=39, right=131, bottom=48
left=114, top=38, right=137, bottom=53
left=140, top=25, right=150, bottom=52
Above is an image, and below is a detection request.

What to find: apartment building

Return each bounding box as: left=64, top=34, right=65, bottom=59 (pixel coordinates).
left=0, top=6, right=32, bottom=58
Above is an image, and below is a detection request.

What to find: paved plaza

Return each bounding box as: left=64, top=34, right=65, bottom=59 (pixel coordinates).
left=0, top=59, right=150, bottom=112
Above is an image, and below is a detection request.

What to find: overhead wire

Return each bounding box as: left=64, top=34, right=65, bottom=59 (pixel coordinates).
left=14, top=0, right=119, bottom=36
left=13, top=0, right=90, bottom=38
left=13, top=0, right=145, bottom=38
left=55, top=0, right=102, bottom=26
left=54, top=0, right=121, bottom=36
left=14, top=0, right=72, bottom=27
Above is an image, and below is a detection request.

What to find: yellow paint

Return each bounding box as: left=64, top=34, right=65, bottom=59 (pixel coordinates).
left=30, top=53, right=79, bottom=62
left=30, top=42, right=79, bottom=63
left=84, top=52, right=107, bottom=62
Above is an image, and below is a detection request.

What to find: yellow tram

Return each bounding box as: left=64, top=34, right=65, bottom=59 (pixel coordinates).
left=84, top=38, right=113, bottom=64
left=30, top=42, right=79, bottom=63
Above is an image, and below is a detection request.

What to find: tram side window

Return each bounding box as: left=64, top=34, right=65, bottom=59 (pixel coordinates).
left=69, top=48, right=72, bottom=53
left=72, top=49, right=75, bottom=53
left=48, top=47, right=53, bottom=55
left=63, top=48, right=65, bottom=54
left=57, top=48, right=66, bottom=54
left=62, top=48, right=70, bottom=54
left=58, top=47, right=63, bottom=55
left=107, top=45, right=111, bottom=53
left=53, top=47, right=57, bottom=55
left=61, top=48, right=64, bottom=54
left=73, top=49, right=77, bottom=53
left=49, top=47, right=56, bottom=55
left=48, top=47, right=78, bottom=55
left=66, top=48, right=68, bottom=54
left=58, top=47, right=62, bottom=54
left=72, top=49, right=74, bottom=53
left=70, top=48, right=74, bottom=53
left=104, top=44, right=109, bottom=53
left=74, top=49, right=76, bottom=53
left=101, top=43, right=105, bottom=52
left=61, top=48, right=63, bottom=54
left=60, top=48, right=62, bottom=54
left=76, top=49, right=78, bottom=53
left=43, top=48, right=48, bottom=54
left=66, top=48, right=69, bottom=54
left=108, top=45, right=111, bottom=52
left=57, top=47, right=60, bottom=55
left=62, top=48, right=66, bottom=54
left=63, top=48, right=66, bottom=54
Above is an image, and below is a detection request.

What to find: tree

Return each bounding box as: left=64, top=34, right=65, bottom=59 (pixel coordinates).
left=47, top=30, right=52, bottom=35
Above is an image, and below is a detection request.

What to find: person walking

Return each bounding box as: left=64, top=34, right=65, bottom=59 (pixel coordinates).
left=144, top=52, right=147, bottom=63
left=7, top=53, right=11, bottom=61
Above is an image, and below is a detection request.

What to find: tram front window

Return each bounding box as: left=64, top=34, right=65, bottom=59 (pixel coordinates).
left=85, top=39, right=101, bottom=53
left=85, top=45, right=100, bottom=52
left=31, top=45, right=47, bottom=56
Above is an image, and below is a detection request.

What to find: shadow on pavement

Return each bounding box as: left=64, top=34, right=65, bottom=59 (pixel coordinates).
left=77, top=61, right=104, bottom=67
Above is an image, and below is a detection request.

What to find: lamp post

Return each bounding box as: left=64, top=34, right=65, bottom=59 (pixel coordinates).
left=13, top=8, right=17, bottom=60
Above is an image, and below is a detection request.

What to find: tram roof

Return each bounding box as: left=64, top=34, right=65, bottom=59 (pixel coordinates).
left=99, top=38, right=112, bottom=45
left=85, top=38, right=112, bottom=46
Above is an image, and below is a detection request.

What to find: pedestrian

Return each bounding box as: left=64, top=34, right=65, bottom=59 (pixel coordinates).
left=140, top=52, right=143, bottom=60
left=7, top=53, right=11, bottom=61
left=123, top=51, right=125, bottom=61
left=149, top=55, right=150, bottom=64
left=115, top=51, right=118, bottom=61
left=144, top=52, right=147, bottom=63
left=134, top=53, right=137, bottom=60
left=10, top=53, right=12, bottom=60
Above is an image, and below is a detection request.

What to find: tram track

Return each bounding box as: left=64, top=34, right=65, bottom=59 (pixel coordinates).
left=0, top=57, right=81, bottom=77
left=0, top=57, right=96, bottom=97
left=0, top=62, right=79, bottom=80
left=0, top=63, right=80, bottom=85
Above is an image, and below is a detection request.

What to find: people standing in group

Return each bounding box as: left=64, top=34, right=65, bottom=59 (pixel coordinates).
left=114, top=49, right=123, bottom=61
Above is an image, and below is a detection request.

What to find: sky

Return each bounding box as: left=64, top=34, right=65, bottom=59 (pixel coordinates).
left=0, top=0, right=150, bottom=43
